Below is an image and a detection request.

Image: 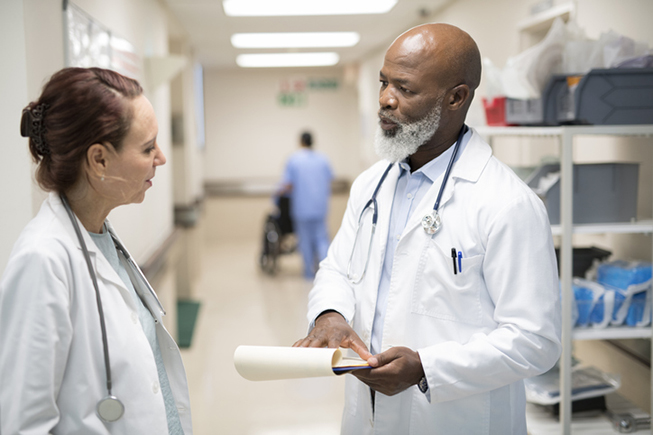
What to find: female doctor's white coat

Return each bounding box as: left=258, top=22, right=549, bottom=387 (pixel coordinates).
left=307, top=129, right=562, bottom=435
left=0, top=193, right=192, bottom=434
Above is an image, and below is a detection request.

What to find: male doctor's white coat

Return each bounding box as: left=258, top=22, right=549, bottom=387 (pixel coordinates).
left=0, top=193, right=192, bottom=434
left=307, top=129, right=562, bottom=435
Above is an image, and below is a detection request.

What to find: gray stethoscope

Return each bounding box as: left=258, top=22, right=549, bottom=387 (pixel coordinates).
left=61, top=194, right=165, bottom=423
left=346, top=124, right=468, bottom=284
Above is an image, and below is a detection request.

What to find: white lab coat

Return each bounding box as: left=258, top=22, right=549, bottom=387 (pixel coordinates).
left=0, top=193, right=192, bottom=435
left=307, top=129, right=562, bottom=435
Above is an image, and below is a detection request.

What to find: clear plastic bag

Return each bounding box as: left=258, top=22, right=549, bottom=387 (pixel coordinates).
left=525, top=365, right=621, bottom=405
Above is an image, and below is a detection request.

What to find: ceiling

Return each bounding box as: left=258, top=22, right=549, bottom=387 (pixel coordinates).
left=163, top=0, right=455, bottom=69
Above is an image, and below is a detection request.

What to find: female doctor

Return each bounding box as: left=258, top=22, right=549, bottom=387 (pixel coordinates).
left=0, top=67, right=191, bottom=434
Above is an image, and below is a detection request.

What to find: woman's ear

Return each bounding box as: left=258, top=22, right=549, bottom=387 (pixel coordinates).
left=86, top=143, right=108, bottom=179
left=447, top=84, right=471, bottom=111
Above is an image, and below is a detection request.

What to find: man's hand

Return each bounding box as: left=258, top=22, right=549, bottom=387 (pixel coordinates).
left=353, top=346, right=425, bottom=396
left=292, top=311, right=373, bottom=361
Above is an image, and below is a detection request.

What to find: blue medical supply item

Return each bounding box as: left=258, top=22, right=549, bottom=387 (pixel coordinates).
left=573, top=282, right=594, bottom=327
left=628, top=291, right=649, bottom=326
left=588, top=290, right=618, bottom=328
left=597, top=261, right=652, bottom=327
left=572, top=278, right=613, bottom=328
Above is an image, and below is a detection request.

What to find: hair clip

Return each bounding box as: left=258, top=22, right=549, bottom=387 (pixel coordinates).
left=20, top=103, right=50, bottom=155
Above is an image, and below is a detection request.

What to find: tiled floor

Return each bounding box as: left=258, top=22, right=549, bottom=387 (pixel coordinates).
left=180, top=195, right=348, bottom=435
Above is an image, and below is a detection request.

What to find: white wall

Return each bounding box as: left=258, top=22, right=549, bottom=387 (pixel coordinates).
left=0, top=0, right=34, bottom=272
left=22, top=0, right=65, bottom=216
left=171, top=39, right=204, bottom=206
left=203, top=67, right=360, bottom=183
left=356, top=51, right=386, bottom=170
left=576, top=0, right=653, bottom=43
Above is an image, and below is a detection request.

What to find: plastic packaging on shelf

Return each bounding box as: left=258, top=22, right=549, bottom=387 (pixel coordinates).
left=525, top=365, right=621, bottom=406
left=597, top=261, right=652, bottom=327
left=572, top=278, right=614, bottom=328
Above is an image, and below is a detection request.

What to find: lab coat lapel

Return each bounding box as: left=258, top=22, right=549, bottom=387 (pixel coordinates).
left=106, top=221, right=166, bottom=322
left=402, top=172, right=451, bottom=237
left=401, top=128, right=492, bottom=236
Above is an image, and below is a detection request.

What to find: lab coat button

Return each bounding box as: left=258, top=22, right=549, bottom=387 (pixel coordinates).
left=407, top=193, right=413, bottom=199
left=131, top=312, right=138, bottom=324
left=152, top=382, right=159, bottom=394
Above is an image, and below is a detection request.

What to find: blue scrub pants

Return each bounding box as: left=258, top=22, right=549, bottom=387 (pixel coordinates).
left=293, top=218, right=330, bottom=280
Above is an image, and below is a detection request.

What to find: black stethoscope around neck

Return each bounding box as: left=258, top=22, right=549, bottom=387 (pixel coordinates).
left=60, top=194, right=166, bottom=423
left=346, top=124, right=468, bottom=284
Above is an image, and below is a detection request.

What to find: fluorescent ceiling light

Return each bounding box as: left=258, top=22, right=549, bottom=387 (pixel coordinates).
left=223, top=0, right=397, bottom=16
left=236, top=52, right=340, bottom=68
left=231, top=32, right=360, bottom=49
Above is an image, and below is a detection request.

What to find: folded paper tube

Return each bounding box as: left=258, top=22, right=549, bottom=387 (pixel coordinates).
left=234, top=345, right=370, bottom=381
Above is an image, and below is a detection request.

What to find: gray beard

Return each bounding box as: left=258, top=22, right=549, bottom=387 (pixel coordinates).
left=374, top=102, right=443, bottom=163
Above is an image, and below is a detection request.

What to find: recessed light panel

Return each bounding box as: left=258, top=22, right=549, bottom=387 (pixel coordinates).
left=236, top=52, right=340, bottom=68
left=223, top=0, right=397, bottom=16
left=231, top=32, right=360, bottom=48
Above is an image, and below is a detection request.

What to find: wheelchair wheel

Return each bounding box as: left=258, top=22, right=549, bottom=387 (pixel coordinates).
left=260, top=217, right=281, bottom=275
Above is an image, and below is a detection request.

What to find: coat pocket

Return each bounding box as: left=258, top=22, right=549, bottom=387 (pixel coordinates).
left=411, top=240, right=485, bottom=326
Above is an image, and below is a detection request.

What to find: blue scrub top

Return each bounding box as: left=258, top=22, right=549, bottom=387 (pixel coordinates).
left=282, top=148, right=333, bottom=221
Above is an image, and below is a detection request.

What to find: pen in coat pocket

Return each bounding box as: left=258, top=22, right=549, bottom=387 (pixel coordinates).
left=458, top=251, right=463, bottom=273
left=451, top=248, right=457, bottom=275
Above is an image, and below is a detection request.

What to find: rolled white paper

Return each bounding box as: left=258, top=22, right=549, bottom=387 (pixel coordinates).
left=234, top=345, right=343, bottom=381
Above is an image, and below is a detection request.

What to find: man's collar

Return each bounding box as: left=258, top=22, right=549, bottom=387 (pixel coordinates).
left=400, top=129, right=471, bottom=182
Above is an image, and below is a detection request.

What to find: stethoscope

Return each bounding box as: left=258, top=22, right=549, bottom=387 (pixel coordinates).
left=346, top=124, right=468, bottom=284
left=61, top=194, right=165, bottom=423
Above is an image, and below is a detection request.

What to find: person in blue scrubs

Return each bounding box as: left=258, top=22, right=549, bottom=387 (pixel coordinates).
left=279, top=132, right=334, bottom=279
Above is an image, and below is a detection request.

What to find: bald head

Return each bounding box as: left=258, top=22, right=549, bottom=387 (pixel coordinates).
left=390, top=23, right=481, bottom=95
left=377, top=23, right=481, bottom=169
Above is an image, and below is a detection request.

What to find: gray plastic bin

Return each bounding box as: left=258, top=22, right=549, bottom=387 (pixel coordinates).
left=505, top=75, right=567, bottom=126
left=526, top=163, right=639, bottom=225
left=558, top=68, right=653, bottom=125
left=506, top=97, right=543, bottom=125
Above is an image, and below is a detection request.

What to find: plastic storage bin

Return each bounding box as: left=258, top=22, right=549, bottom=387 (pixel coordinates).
left=526, top=163, right=639, bottom=225
left=505, top=75, right=567, bottom=126
left=505, top=98, right=543, bottom=125
left=557, top=68, right=653, bottom=125
left=482, top=96, right=511, bottom=126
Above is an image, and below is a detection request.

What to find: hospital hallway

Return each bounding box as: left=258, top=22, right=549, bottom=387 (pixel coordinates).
left=179, top=193, right=349, bottom=435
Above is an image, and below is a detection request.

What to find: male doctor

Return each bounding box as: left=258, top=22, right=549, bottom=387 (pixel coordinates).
left=293, top=23, right=561, bottom=434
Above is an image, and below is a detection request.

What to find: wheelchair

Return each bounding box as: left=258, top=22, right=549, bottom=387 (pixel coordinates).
left=259, top=195, right=297, bottom=275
